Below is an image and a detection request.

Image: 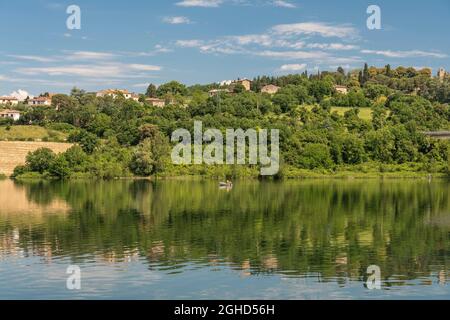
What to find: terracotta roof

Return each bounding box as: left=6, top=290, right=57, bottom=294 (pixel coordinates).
left=30, top=97, right=51, bottom=101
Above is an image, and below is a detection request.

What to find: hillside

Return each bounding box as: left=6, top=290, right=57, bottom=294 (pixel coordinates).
left=0, top=125, right=67, bottom=142
left=0, top=141, right=72, bottom=176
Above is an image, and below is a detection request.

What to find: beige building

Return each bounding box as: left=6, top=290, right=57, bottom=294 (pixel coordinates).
left=96, top=89, right=139, bottom=100
left=334, top=85, right=349, bottom=95
left=145, top=97, right=166, bottom=108
left=261, top=84, right=280, bottom=95
left=208, top=89, right=231, bottom=97
left=233, top=78, right=252, bottom=91
left=0, top=109, right=21, bottom=121
left=28, top=96, right=52, bottom=106
left=0, top=96, right=19, bottom=106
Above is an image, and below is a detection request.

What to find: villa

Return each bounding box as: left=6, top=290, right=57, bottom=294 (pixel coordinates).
left=0, top=109, right=21, bottom=121
left=208, top=89, right=231, bottom=97
left=97, top=89, right=139, bottom=101
left=334, top=85, right=349, bottom=95
left=232, top=78, right=252, bottom=91
left=145, top=97, right=166, bottom=107
left=28, top=96, right=52, bottom=106
left=0, top=96, right=19, bottom=106
left=261, top=84, right=280, bottom=95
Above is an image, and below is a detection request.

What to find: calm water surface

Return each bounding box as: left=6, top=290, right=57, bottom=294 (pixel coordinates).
left=0, top=179, right=449, bottom=299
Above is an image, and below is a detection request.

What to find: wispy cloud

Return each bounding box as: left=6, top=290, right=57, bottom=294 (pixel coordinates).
left=15, top=63, right=161, bottom=78
left=258, top=50, right=328, bottom=60
left=279, top=63, right=307, bottom=71
left=176, top=40, right=205, bottom=48
left=173, top=20, right=365, bottom=67
left=307, top=43, right=359, bottom=50
left=7, top=55, right=56, bottom=63
left=163, top=16, right=192, bottom=24
left=63, top=51, right=118, bottom=61
left=273, top=0, right=296, bottom=8
left=176, top=0, right=223, bottom=7
left=361, top=49, right=447, bottom=58
left=271, top=22, right=357, bottom=38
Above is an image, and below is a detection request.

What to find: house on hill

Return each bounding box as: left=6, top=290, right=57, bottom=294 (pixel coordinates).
left=28, top=96, right=52, bottom=106
left=0, top=109, right=21, bottom=121
left=232, top=78, right=252, bottom=91
left=96, top=89, right=139, bottom=101
left=208, top=89, right=231, bottom=97
left=145, top=97, right=166, bottom=107
left=261, top=84, right=280, bottom=95
left=0, top=96, right=19, bottom=106
left=334, top=85, right=349, bottom=95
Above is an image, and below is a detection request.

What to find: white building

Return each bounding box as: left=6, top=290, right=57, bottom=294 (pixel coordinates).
left=334, top=85, right=349, bottom=95
left=28, top=97, right=52, bottom=106
left=0, top=109, right=21, bottom=121
left=97, top=89, right=139, bottom=101
left=0, top=96, right=19, bottom=106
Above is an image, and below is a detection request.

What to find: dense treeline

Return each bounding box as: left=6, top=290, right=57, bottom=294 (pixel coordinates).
left=4, top=64, right=450, bottom=179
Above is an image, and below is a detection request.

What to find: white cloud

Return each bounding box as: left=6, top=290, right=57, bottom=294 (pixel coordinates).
left=279, top=63, right=307, bottom=71
left=9, top=89, right=30, bottom=101
left=273, top=0, right=296, bottom=8
left=361, top=49, right=447, bottom=58
left=132, top=83, right=151, bottom=88
left=176, top=0, right=222, bottom=7
left=271, top=22, right=357, bottom=38
left=7, top=55, right=55, bottom=63
left=176, top=40, right=205, bottom=48
left=63, top=51, right=118, bottom=61
left=230, top=34, right=274, bottom=46
left=163, top=16, right=191, bottom=24
left=307, top=43, right=359, bottom=50
left=257, top=50, right=329, bottom=60
left=16, top=63, right=161, bottom=78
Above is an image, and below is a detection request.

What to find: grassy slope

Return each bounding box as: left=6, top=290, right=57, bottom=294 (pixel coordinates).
left=0, top=125, right=67, bottom=141
left=304, top=105, right=373, bottom=120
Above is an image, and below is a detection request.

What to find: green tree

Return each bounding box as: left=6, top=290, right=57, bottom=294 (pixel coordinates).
left=49, top=154, right=71, bottom=178
left=145, top=84, right=157, bottom=97
left=26, top=148, right=56, bottom=173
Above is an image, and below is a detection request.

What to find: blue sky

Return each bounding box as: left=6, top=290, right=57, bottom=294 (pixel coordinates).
left=0, top=0, right=449, bottom=97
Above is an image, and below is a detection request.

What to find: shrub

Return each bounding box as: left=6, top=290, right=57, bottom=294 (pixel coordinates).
left=25, top=148, right=56, bottom=173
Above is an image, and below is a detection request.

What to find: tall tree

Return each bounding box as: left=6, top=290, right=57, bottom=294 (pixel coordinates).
left=145, top=84, right=157, bottom=98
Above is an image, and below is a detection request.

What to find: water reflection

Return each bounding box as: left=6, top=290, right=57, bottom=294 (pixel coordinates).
left=0, top=179, right=449, bottom=298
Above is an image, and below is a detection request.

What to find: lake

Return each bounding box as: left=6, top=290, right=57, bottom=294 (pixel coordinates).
left=0, top=179, right=449, bottom=299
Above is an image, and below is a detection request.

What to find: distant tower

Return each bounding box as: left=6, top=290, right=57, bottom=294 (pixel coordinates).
left=437, top=68, right=446, bottom=82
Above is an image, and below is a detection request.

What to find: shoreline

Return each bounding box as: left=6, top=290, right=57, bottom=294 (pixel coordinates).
left=6, top=171, right=448, bottom=181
